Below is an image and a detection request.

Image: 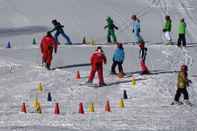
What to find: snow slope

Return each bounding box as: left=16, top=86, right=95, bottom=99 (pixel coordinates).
left=0, top=0, right=197, bottom=131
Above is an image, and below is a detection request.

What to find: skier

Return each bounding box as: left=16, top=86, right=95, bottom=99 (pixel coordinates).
left=131, top=15, right=144, bottom=44
left=87, top=46, right=107, bottom=87
left=139, top=42, right=149, bottom=75
left=139, top=42, right=147, bottom=63
left=162, top=15, right=172, bottom=45
left=111, top=43, right=125, bottom=76
left=172, top=65, right=192, bottom=105
left=177, top=18, right=187, bottom=47
left=40, top=32, right=58, bottom=70
left=50, top=19, right=72, bottom=45
left=104, top=17, right=118, bottom=43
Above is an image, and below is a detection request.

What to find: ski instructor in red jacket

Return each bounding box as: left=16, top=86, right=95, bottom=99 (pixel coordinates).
left=87, top=46, right=107, bottom=87
left=40, top=32, right=58, bottom=70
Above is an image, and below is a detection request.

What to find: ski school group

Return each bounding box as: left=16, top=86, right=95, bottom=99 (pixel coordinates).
left=40, top=15, right=192, bottom=106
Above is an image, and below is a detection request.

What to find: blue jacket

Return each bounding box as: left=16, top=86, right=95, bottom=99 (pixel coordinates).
left=113, top=48, right=125, bottom=62
left=132, top=20, right=140, bottom=35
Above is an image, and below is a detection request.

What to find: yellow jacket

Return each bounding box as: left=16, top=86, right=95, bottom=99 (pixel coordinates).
left=177, top=71, right=188, bottom=89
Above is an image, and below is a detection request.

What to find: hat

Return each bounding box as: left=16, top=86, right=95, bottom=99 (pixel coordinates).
left=181, top=64, right=188, bottom=71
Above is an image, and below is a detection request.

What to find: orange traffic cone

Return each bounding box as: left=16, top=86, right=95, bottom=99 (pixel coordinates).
left=105, top=100, right=111, bottom=112
left=79, top=102, right=84, bottom=114
left=20, top=102, right=27, bottom=113
left=76, top=71, right=81, bottom=80
left=54, top=103, right=60, bottom=115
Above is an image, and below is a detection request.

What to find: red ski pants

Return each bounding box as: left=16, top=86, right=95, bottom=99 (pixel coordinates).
left=88, top=64, right=104, bottom=84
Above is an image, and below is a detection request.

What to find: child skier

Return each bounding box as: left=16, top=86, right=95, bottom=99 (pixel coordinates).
left=172, top=65, right=192, bottom=105
left=162, top=15, right=172, bottom=45
left=139, top=42, right=149, bottom=75
left=87, top=46, right=107, bottom=87
left=50, top=19, right=72, bottom=45
left=111, top=43, right=125, bottom=76
left=131, top=15, right=144, bottom=44
left=40, top=32, right=58, bottom=70
left=177, top=18, right=187, bottom=47
left=104, top=17, right=118, bottom=43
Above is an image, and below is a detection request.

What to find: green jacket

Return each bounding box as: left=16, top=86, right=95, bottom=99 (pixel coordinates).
left=178, top=21, right=186, bottom=34
left=163, top=20, right=171, bottom=32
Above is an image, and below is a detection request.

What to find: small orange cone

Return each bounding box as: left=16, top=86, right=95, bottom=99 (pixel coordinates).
left=76, top=71, right=81, bottom=80
left=79, top=102, right=84, bottom=114
left=105, top=100, right=111, bottom=112
left=20, top=102, right=27, bottom=113
left=54, top=103, right=60, bottom=115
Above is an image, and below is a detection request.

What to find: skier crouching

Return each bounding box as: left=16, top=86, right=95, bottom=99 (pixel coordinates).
left=87, top=47, right=107, bottom=87
left=172, top=65, right=192, bottom=105
left=40, top=32, right=58, bottom=70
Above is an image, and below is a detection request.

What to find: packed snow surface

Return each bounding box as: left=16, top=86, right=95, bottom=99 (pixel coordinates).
left=0, top=0, right=197, bottom=131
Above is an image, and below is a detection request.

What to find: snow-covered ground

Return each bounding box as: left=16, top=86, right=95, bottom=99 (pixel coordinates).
left=0, top=0, right=197, bottom=131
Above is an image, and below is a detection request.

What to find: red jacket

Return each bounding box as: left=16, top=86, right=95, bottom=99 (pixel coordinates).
left=90, top=51, right=107, bottom=68
left=40, top=35, right=57, bottom=55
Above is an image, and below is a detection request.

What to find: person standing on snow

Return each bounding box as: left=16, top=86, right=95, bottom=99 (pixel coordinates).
left=87, top=46, right=107, bottom=87
left=139, top=42, right=148, bottom=63
left=131, top=15, right=144, bottom=44
left=172, top=65, right=192, bottom=105
left=177, top=18, right=187, bottom=47
left=162, top=15, right=172, bottom=45
left=104, top=17, right=118, bottom=43
left=111, top=43, right=125, bottom=76
left=50, top=19, right=72, bottom=45
left=40, top=32, right=58, bottom=70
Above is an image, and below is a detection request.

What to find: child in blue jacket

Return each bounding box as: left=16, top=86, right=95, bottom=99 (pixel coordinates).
left=111, top=43, right=125, bottom=75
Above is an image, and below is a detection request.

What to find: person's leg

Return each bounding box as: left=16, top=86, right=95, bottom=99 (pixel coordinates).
left=88, top=67, right=96, bottom=82
left=61, top=31, right=72, bottom=44
left=111, top=31, right=117, bottom=43
left=183, top=88, right=189, bottom=100
left=177, top=34, right=181, bottom=47
left=111, top=60, right=117, bottom=74
left=97, top=65, right=105, bottom=85
left=54, top=32, right=60, bottom=44
left=117, top=61, right=123, bottom=73
left=107, top=30, right=112, bottom=43
left=174, top=88, right=182, bottom=102
left=182, top=34, right=186, bottom=47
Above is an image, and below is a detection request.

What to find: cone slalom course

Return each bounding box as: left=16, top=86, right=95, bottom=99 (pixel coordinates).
left=76, top=71, right=81, bottom=80
left=32, top=38, right=37, bottom=45
left=33, top=98, right=42, bottom=113
left=54, top=103, right=60, bottom=115
left=20, top=102, right=27, bottom=113
left=47, top=92, right=52, bottom=102
left=123, top=90, right=128, bottom=99
left=105, top=100, right=111, bottom=112
left=37, top=83, right=44, bottom=92
left=79, top=102, right=85, bottom=114
left=88, top=103, right=95, bottom=112
left=6, top=41, right=11, bottom=48
left=118, top=98, right=125, bottom=108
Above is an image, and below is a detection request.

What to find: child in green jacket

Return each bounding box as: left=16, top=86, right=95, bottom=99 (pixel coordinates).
left=177, top=18, right=187, bottom=47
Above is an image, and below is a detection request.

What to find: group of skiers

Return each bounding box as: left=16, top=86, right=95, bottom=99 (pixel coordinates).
left=39, top=15, right=192, bottom=105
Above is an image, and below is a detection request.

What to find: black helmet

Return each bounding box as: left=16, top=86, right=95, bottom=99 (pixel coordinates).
left=52, top=19, right=58, bottom=24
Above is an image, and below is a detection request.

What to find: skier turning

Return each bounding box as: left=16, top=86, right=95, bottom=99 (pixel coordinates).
left=50, top=19, right=72, bottom=45
left=172, top=65, right=192, bottom=105
left=177, top=18, right=187, bottom=47
left=40, top=32, right=58, bottom=70
left=131, top=15, right=144, bottom=44
left=104, top=17, right=118, bottom=43
left=162, top=15, right=172, bottom=45
left=87, top=47, right=107, bottom=87
left=111, top=43, right=125, bottom=76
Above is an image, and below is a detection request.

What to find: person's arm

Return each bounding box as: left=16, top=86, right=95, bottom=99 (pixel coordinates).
left=104, top=25, right=108, bottom=29
left=113, top=24, right=118, bottom=30
left=103, top=54, right=107, bottom=64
